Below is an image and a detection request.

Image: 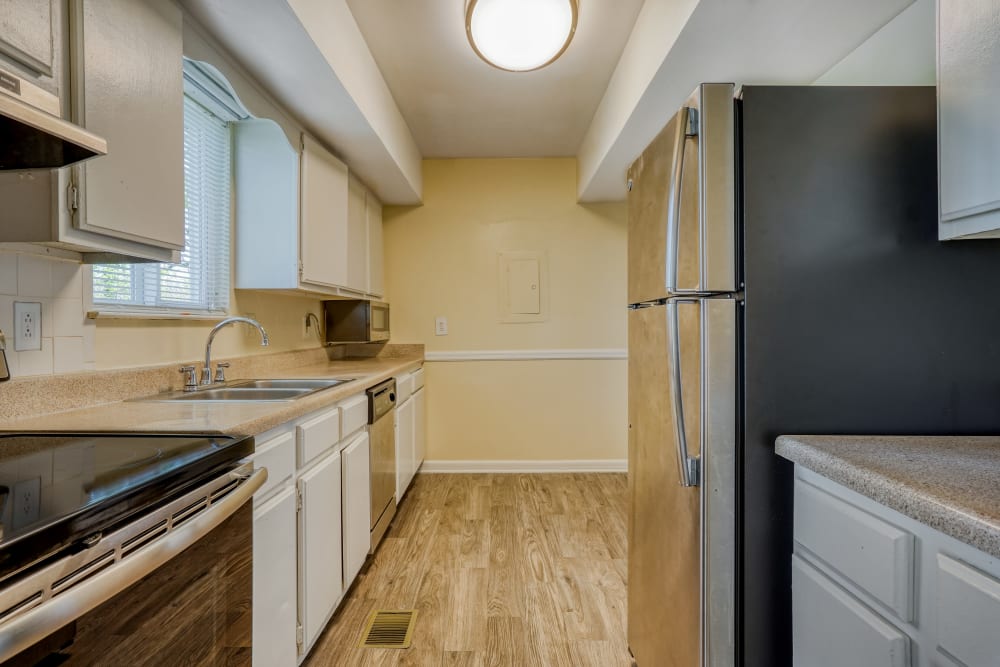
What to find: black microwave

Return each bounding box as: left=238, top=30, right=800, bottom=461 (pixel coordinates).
left=323, top=300, right=390, bottom=343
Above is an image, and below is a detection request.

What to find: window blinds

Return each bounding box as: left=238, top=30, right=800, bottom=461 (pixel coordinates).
left=92, top=95, right=231, bottom=314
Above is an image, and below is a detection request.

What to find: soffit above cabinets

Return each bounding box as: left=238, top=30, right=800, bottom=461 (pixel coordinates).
left=345, top=0, right=644, bottom=159
left=180, top=0, right=422, bottom=205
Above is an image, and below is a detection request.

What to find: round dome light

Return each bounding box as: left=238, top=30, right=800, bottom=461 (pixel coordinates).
left=466, top=0, right=579, bottom=72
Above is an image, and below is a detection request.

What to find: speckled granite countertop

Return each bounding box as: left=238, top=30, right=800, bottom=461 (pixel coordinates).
left=0, top=354, right=423, bottom=439
left=776, top=435, right=1000, bottom=559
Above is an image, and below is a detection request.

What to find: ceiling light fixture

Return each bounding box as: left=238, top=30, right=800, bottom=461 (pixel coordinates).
left=466, top=0, right=579, bottom=72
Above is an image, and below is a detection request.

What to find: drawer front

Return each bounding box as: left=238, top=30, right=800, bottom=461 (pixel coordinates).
left=793, top=555, right=911, bottom=667
left=340, top=393, right=368, bottom=438
left=251, top=431, right=296, bottom=501
left=411, top=367, right=425, bottom=391
left=395, top=374, right=413, bottom=404
left=936, top=554, right=1000, bottom=666
left=795, top=479, right=915, bottom=621
left=297, top=407, right=341, bottom=467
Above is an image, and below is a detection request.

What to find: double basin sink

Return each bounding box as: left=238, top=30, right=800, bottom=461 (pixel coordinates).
left=140, top=378, right=355, bottom=403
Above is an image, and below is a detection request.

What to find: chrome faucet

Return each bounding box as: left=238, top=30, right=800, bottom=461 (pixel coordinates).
left=202, top=316, right=269, bottom=386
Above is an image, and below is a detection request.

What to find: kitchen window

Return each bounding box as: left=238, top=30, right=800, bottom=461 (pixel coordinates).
left=90, top=60, right=246, bottom=317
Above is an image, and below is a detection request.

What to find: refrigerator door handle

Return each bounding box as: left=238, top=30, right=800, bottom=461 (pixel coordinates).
left=665, top=105, right=698, bottom=295
left=666, top=299, right=700, bottom=487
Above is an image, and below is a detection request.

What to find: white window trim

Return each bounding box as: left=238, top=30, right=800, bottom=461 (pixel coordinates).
left=86, top=59, right=252, bottom=321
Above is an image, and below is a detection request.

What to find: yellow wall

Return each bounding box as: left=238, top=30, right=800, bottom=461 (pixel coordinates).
left=384, top=158, right=627, bottom=462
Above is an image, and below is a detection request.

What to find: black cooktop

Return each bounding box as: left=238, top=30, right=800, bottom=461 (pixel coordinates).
left=0, top=432, right=254, bottom=582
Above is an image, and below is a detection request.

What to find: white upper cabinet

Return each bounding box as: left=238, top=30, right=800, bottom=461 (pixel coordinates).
left=301, top=134, right=350, bottom=289
left=938, top=0, right=1000, bottom=239
left=0, top=0, right=58, bottom=93
left=234, top=129, right=384, bottom=299
left=367, top=189, right=384, bottom=298
left=69, top=0, right=185, bottom=251
left=0, top=0, right=184, bottom=262
left=346, top=173, right=370, bottom=295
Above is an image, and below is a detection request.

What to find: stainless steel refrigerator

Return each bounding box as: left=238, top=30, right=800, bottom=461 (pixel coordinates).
left=627, top=83, right=1000, bottom=666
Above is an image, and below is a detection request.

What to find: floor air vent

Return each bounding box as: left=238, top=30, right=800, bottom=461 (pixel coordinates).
left=358, top=610, right=417, bottom=649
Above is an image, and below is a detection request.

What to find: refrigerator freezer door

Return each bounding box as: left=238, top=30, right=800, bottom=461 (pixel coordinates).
left=627, top=297, right=737, bottom=666
left=627, top=83, right=737, bottom=304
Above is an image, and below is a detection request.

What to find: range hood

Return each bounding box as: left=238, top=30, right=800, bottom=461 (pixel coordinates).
left=0, top=69, right=107, bottom=170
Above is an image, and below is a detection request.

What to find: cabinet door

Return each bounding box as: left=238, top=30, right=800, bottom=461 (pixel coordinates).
left=342, top=431, right=371, bottom=589
left=938, top=0, right=1000, bottom=239
left=395, top=397, right=415, bottom=500
left=367, top=192, right=384, bottom=297
left=346, top=175, right=369, bottom=294
left=300, top=134, right=349, bottom=288
left=792, top=555, right=910, bottom=667
left=70, top=0, right=185, bottom=250
left=0, top=0, right=55, bottom=82
left=298, top=449, right=343, bottom=652
left=413, top=387, right=426, bottom=472
left=253, top=487, right=298, bottom=667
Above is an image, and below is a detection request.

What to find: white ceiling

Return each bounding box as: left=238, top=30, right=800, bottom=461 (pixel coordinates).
left=346, top=0, right=644, bottom=158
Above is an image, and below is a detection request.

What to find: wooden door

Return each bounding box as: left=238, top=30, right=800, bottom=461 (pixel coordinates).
left=341, top=432, right=371, bottom=589
left=298, top=449, right=343, bottom=652
left=253, top=487, right=298, bottom=667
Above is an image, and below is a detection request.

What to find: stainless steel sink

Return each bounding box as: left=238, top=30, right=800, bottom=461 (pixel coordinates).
left=166, top=387, right=312, bottom=402
left=228, top=379, right=351, bottom=390
left=136, top=378, right=355, bottom=403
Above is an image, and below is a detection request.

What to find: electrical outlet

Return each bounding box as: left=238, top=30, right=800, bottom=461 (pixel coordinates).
left=435, top=316, right=448, bottom=336
left=13, top=301, right=42, bottom=351
left=12, top=477, right=40, bottom=530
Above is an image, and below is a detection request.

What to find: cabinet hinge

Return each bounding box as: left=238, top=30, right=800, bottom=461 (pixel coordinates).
left=296, top=622, right=304, bottom=646
left=296, top=489, right=303, bottom=512
left=68, top=184, right=79, bottom=213
left=298, top=261, right=304, bottom=277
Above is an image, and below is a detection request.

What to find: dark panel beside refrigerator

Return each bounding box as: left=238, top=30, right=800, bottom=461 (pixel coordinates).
left=739, top=85, right=1000, bottom=666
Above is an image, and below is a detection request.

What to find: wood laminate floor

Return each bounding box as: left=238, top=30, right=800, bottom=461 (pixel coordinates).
left=305, top=473, right=632, bottom=667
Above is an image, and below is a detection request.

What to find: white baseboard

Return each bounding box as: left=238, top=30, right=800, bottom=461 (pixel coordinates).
left=419, top=459, right=627, bottom=473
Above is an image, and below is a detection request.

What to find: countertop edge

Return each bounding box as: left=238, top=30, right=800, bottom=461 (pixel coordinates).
left=0, top=356, right=425, bottom=440
left=775, top=435, right=1000, bottom=561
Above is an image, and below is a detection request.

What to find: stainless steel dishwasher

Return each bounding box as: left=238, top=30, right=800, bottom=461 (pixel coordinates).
left=367, top=379, right=396, bottom=553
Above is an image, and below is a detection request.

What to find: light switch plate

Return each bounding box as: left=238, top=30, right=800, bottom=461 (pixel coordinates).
left=435, top=316, right=448, bottom=336
left=14, top=301, right=42, bottom=351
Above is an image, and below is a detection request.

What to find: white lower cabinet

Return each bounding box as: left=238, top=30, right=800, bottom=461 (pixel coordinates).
left=247, top=392, right=373, bottom=664
left=394, top=368, right=427, bottom=503
left=395, top=395, right=415, bottom=500
left=793, top=554, right=910, bottom=667
left=793, top=467, right=1000, bottom=667
left=341, top=432, right=371, bottom=588
left=298, top=448, right=343, bottom=654
left=252, top=487, right=298, bottom=667
left=413, top=387, right=426, bottom=473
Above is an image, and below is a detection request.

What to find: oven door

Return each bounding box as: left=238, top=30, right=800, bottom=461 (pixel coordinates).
left=0, top=466, right=266, bottom=666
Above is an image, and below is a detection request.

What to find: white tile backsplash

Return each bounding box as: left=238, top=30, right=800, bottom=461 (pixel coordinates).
left=53, top=337, right=84, bottom=374
left=53, top=298, right=84, bottom=338
left=17, top=254, right=53, bottom=298
left=19, top=337, right=53, bottom=376
left=0, top=254, right=17, bottom=296
left=1, top=251, right=86, bottom=378
left=51, top=260, right=83, bottom=300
